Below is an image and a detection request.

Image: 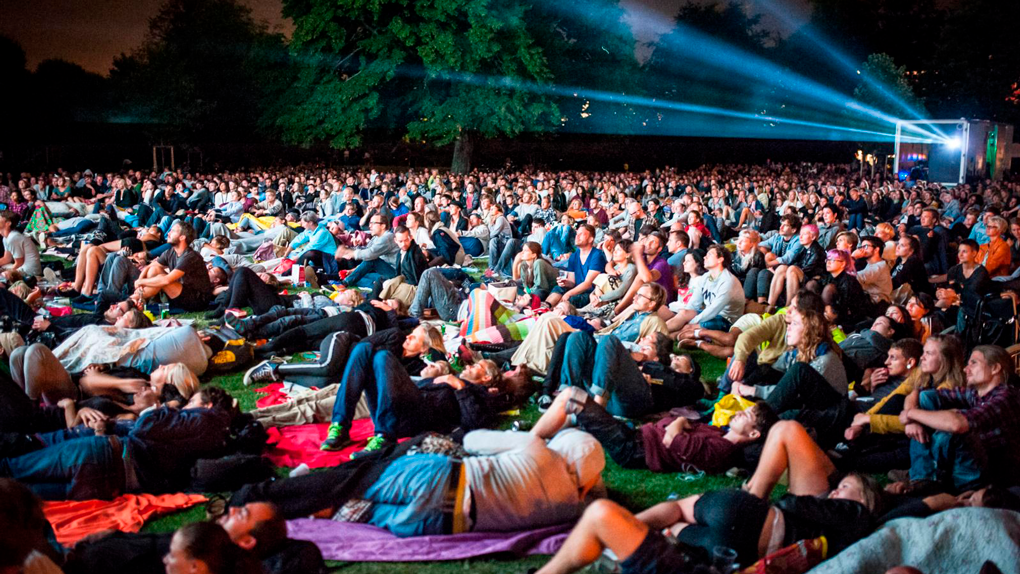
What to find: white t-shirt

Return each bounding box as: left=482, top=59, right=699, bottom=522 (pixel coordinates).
left=4, top=230, right=42, bottom=276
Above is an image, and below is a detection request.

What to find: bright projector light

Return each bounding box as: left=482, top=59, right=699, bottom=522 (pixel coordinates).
left=944, top=137, right=962, bottom=149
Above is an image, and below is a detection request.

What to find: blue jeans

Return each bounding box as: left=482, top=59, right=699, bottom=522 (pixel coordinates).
left=343, top=258, right=396, bottom=288
left=699, top=316, right=731, bottom=331
left=410, top=268, right=465, bottom=321
left=363, top=453, right=454, bottom=537
left=909, top=390, right=987, bottom=491
left=560, top=333, right=653, bottom=418
left=51, top=219, right=96, bottom=238
left=494, top=238, right=522, bottom=277
left=460, top=237, right=484, bottom=257
left=1, top=435, right=122, bottom=500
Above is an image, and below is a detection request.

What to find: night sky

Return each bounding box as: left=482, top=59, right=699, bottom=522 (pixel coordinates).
left=0, top=0, right=804, bottom=76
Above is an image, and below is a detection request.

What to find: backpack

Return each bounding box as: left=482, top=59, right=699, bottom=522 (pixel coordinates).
left=204, top=326, right=255, bottom=374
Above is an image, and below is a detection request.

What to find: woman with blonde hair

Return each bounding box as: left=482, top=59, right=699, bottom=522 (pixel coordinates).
left=978, top=215, right=1011, bottom=277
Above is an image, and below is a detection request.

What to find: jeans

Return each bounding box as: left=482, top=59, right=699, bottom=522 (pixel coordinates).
left=1, top=435, right=122, bottom=500
left=699, top=316, right=731, bottom=331
left=743, top=268, right=773, bottom=299
left=560, top=333, right=653, bottom=418
left=330, top=346, right=422, bottom=438
left=258, top=312, right=369, bottom=356
left=488, top=234, right=509, bottom=266
left=219, top=267, right=285, bottom=315
left=409, top=267, right=466, bottom=321
left=765, top=362, right=854, bottom=447
left=460, top=237, right=484, bottom=257
left=717, top=351, right=783, bottom=394
left=494, top=238, right=523, bottom=277
left=50, top=219, right=96, bottom=238
left=245, top=306, right=327, bottom=340
left=574, top=395, right=646, bottom=469
left=343, top=258, right=397, bottom=289
left=908, top=389, right=988, bottom=491
left=363, top=453, right=454, bottom=537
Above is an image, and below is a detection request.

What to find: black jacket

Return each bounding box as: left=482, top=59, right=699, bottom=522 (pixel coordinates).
left=791, top=242, right=826, bottom=278
left=395, top=242, right=429, bottom=286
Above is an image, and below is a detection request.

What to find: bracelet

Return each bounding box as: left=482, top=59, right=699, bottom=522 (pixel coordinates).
left=694, top=329, right=701, bottom=339
left=696, top=340, right=703, bottom=348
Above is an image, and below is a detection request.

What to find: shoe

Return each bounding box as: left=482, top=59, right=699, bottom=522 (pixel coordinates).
left=42, top=267, right=59, bottom=284
left=71, top=293, right=95, bottom=304
left=243, top=360, right=280, bottom=386
left=319, top=423, right=353, bottom=451
left=536, top=394, right=553, bottom=413
left=223, top=311, right=241, bottom=332
left=303, top=264, right=320, bottom=289
left=297, top=291, right=313, bottom=309
left=350, top=434, right=391, bottom=458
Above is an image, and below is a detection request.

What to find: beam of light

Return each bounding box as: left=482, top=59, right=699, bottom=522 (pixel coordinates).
left=539, top=1, right=941, bottom=141
left=399, top=65, right=940, bottom=143
left=754, top=0, right=947, bottom=139
left=621, top=3, right=941, bottom=140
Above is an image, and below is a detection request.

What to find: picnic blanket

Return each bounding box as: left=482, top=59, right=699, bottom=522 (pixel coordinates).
left=287, top=519, right=570, bottom=561
left=264, top=420, right=377, bottom=468
left=808, top=508, right=1020, bottom=574
left=459, top=289, right=518, bottom=339
left=42, top=493, right=207, bottom=546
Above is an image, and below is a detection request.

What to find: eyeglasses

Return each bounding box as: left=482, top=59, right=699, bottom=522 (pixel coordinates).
left=370, top=220, right=384, bottom=225
left=634, top=292, right=652, bottom=302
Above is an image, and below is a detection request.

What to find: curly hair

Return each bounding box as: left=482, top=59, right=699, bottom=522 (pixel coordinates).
left=792, top=306, right=840, bottom=364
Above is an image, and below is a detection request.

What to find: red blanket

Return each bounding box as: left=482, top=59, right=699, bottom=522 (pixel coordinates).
left=43, top=493, right=207, bottom=546
left=264, top=420, right=377, bottom=468
left=255, top=383, right=289, bottom=408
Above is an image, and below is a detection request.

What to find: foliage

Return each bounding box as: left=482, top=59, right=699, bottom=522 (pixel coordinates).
left=269, top=0, right=568, bottom=170
left=109, top=0, right=292, bottom=142
left=853, top=53, right=926, bottom=118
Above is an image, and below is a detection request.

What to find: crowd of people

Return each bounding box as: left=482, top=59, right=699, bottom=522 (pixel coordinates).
left=2, top=161, right=1020, bottom=574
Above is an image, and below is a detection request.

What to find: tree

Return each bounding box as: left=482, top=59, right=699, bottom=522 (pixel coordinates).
left=853, top=53, right=926, bottom=117
left=526, top=0, right=642, bottom=135
left=109, top=0, right=292, bottom=142
left=270, top=0, right=561, bottom=172
left=0, top=36, right=31, bottom=144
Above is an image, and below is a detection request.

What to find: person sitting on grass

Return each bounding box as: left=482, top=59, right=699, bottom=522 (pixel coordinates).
left=534, top=444, right=881, bottom=574
left=531, top=386, right=777, bottom=473
left=132, top=221, right=213, bottom=312
left=888, top=344, right=1020, bottom=495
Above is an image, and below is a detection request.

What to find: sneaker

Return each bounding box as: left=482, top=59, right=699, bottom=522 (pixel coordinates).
left=319, top=423, right=353, bottom=451
left=536, top=394, right=554, bottom=413
left=243, top=360, right=280, bottom=386
left=350, top=434, right=391, bottom=458
left=42, top=267, right=59, bottom=285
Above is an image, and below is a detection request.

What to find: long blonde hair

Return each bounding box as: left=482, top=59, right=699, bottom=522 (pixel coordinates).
left=923, top=334, right=965, bottom=389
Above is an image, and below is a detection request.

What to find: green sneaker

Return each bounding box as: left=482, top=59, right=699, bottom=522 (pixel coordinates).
left=319, top=423, right=352, bottom=451
left=350, top=434, right=391, bottom=458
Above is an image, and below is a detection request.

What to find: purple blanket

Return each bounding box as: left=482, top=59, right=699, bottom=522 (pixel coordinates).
left=287, top=519, right=571, bottom=562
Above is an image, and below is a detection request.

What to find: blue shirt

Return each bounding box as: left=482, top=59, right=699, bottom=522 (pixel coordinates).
left=290, top=224, right=337, bottom=258
left=566, top=248, right=608, bottom=288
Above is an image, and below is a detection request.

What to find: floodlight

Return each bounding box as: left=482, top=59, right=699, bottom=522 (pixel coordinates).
left=944, top=137, right=962, bottom=149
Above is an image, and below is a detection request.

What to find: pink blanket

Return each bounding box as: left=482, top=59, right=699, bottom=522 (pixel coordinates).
left=264, top=420, right=377, bottom=468
left=287, top=518, right=570, bottom=561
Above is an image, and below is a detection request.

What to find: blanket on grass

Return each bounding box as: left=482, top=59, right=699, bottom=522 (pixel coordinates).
left=43, top=493, right=207, bottom=546
left=264, top=420, right=377, bottom=469
left=808, top=508, right=1020, bottom=574
left=287, top=519, right=570, bottom=561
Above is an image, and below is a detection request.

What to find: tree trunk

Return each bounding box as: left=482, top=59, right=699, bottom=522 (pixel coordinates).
left=451, top=131, right=474, bottom=174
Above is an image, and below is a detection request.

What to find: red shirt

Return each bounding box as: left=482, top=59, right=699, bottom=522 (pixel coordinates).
left=640, top=418, right=738, bottom=473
